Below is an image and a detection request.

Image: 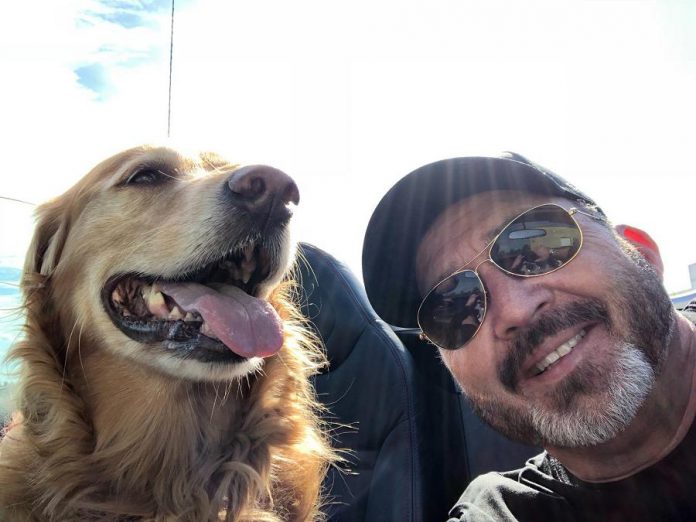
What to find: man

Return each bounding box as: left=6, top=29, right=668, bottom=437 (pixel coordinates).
left=362, top=153, right=696, bottom=521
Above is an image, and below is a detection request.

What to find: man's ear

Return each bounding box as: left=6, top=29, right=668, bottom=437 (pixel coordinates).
left=614, top=224, right=664, bottom=278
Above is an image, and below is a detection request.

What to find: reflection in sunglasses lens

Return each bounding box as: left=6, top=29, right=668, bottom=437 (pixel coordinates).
left=419, top=271, right=485, bottom=350
left=491, top=205, right=581, bottom=276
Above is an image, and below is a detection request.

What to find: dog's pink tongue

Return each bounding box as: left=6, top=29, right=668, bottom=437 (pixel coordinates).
left=159, top=282, right=283, bottom=358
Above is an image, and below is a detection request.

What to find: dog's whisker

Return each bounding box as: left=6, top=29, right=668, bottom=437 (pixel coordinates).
left=222, top=381, right=233, bottom=405
left=76, top=321, right=88, bottom=387
left=185, top=383, right=195, bottom=427
left=210, top=381, right=221, bottom=422
left=62, top=319, right=82, bottom=390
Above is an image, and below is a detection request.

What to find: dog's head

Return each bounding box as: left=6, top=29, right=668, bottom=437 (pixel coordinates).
left=25, top=145, right=301, bottom=381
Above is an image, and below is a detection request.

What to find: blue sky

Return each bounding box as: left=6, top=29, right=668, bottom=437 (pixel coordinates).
left=73, top=0, right=174, bottom=95
left=1, top=0, right=696, bottom=296
left=82, top=0, right=171, bottom=29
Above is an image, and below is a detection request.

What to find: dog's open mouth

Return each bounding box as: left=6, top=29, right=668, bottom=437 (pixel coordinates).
left=102, top=244, right=284, bottom=361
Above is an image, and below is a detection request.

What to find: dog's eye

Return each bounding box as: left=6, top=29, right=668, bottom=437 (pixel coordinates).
left=125, top=168, right=167, bottom=186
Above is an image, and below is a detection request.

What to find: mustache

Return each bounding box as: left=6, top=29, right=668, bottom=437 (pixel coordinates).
left=499, top=299, right=611, bottom=392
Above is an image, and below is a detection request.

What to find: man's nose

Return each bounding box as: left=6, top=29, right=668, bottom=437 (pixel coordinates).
left=480, top=265, right=552, bottom=340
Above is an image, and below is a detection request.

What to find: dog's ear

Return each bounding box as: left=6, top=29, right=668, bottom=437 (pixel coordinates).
left=26, top=200, right=71, bottom=277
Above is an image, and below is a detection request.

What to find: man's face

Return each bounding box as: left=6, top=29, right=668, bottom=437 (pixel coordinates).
left=416, top=190, right=674, bottom=448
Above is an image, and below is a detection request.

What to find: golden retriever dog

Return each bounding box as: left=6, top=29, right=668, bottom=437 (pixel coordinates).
left=0, top=145, right=336, bottom=521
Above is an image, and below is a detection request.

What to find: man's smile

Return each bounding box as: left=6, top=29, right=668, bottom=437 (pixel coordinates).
left=517, top=323, right=602, bottom=390
left=533, top=329, right=587, bottom=376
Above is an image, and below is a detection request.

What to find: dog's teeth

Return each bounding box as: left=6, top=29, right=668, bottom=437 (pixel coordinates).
left=141, top=285, right=152, bottom=300
left=184, top=312, right=198, bottom=322
left=200, top=322, right=219, bottom=340
left=112, top=289, right=123, bottom=304
left=241, top=257, right=256, bottom=283
left=148, top=291, right=164, bottom=306
left=243, top=244, right=254, bottom=262
left=241, top=257, right=256, bottom=271
left=169, top=306, right=185, bottom=320
left=147, top=290, right=169, bottom=318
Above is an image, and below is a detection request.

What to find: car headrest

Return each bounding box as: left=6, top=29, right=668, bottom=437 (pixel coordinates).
left=296, top=243, right=375, bottom=369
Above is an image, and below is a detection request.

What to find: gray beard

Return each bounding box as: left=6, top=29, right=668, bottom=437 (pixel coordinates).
left=529, top=342, right=655, bottom=447
left=463, top=341, right=659, bottom=448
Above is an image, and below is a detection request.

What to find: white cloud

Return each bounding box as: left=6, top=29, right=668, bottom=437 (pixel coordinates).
left=0, top=0, right=171, bottom=201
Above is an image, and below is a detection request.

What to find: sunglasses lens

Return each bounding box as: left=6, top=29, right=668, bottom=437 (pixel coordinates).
left=491, top=204, right=581, bottom=276
left=418, top=271, right=485, bottom=350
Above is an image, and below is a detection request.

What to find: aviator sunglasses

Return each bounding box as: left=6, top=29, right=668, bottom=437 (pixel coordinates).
left=416, top=203, right=604, bottom=350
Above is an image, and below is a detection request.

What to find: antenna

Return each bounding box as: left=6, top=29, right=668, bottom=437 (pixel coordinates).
left=167, top=0, right=175, bottom=137
left=0, top=196, right=34, bottom=206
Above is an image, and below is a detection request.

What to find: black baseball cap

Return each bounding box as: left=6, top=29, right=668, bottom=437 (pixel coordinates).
left=362, top=152, right=602, bottom=329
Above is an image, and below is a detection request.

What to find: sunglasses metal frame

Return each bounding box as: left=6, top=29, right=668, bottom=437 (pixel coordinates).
left=415, top=203, right=604, bottom=350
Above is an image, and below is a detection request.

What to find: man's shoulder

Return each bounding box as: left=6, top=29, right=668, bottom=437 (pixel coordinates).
left=681, top=308, right=696, bottom=325
left=447, top=454, right=574, bottom=521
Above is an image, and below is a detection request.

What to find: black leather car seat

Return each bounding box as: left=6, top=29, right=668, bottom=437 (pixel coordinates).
left=296, top=243, right=423, bottom=521
left=296, top=243, right=538, bottom=521
left=396, top=331, right=539, bottom=519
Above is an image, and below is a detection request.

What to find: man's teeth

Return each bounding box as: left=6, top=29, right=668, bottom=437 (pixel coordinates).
left=535, top=329, right=586, bottom=374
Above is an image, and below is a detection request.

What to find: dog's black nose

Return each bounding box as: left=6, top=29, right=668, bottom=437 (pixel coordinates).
left=227, top=165, right=300, bottom=217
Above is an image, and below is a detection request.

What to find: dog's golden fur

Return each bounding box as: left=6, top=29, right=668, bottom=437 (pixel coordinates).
left=0, top=145, right=336, bottom=521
